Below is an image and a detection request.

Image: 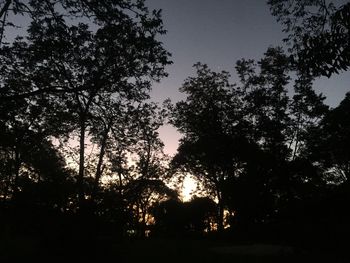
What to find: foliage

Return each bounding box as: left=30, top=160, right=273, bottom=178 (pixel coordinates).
left=1, top=0, right=349, bottom=246
left=152, top=196, right=217, bottom=236
left=268, top=0, right=350, bottom=77
left=0, top=0, right=172, bottom=240
left=169, top=62, right=246, bottom=230
left=169, top=47, right=334, bottom=227
left=0, top=0, right=171, bottom=205
left=306, top=92, right=350, bottom=183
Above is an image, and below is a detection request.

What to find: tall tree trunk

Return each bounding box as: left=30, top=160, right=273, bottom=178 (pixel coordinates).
left=75, top=92, right=94, bottom=204
left=77, top=116, right=86, bottom=203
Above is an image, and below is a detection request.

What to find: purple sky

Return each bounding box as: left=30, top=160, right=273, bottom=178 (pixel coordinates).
left=146, top=0, right=350, bottom=155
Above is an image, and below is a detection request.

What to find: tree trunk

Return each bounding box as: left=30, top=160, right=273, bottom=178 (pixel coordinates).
left=212, top=173, right=225, bottom=232
left=12, top=145, right=21, bottom=197
left=77, top=116, right=86, bottom=203
left=218, top=203, right=224, bottom=232
left=217, top=189, right=224, bottom=232
left=92, top=120, right=112, bottom=199
left=140, top=204, right=147, bottom=238
left=118, top=170, right=123, bottom=196
left=0, top=0, right=11, bottom=19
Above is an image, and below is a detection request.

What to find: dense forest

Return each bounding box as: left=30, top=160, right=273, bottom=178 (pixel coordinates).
left=0, top=0, right=349, bottom=261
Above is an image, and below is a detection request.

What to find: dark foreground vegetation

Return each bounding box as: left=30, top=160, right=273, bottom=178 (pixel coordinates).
left=1, top=233, right=349, bottom=262
left=0, top=0, right=350, bottom=261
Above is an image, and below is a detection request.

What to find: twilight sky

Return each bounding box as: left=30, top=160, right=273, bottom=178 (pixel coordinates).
left=146, top=0, right=350, bottom=156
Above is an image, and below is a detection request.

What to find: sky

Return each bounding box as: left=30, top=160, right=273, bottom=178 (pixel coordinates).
left=145, top=0, right=350, bottom=156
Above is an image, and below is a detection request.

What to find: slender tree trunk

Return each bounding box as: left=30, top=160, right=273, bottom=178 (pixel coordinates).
left=77, top=116, right=86, bottom=203
left=93, top=120, right=112, bottom=199
left=0, top=1, right=9, bottom=48
left=115, top=149, right=124, bottom=196
left=0, top=0, right=11, bottom=20
left=344, top=162, right=350, bottom=182
left=141, top=207, right=147, bottom=238
left=212, top=172, right=225, bottom=232
left=12, top=146, right=21, bottom=197
left=216, top=189, right=224, bottom=232
left=290, top=113, right=302, bottom=161
left=118, top=170, right=123, bottom=196
left=292, top=137, right=299, bottom=161
left=141, top=137, right=152, bottom=178
left=75, top=92, right=94, bottom=204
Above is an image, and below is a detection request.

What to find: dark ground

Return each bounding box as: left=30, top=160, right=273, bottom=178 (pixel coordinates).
left=0, top=235, right=348, bottom=263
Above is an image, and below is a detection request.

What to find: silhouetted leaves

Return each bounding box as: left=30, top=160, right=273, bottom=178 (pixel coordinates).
left=306, top=92, right=350, bottom=183
left=152, top=197, right=216, bottom=236
left=268, top=0, right=350, bottom=77
left=169, top=47, right=340, bottom=230
left=0, top=0, right=173, bottom=244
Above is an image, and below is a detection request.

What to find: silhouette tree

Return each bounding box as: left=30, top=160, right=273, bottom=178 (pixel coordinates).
left=78, top=101, right=176, bottom=237
left=0, top=81, right=72, bottom=200
left=233, top=47, right=293, bottom=222
left=126, top=178, right=177, bottom=237
left=289, top=73, right=329, bottom=160
left=268, top=0, right=350, bottom=77
left=0, top=1, right=172, bottom=248
left=306, top=92, right=350, bottom=183
left=170, top=48, right=330, bottom=229
left=0, top=125, right=73, bottom=203
left=0, top=4, right=171, bottom=203
left=88, top=99, right=135, bottom=200
left=119, top=103, right=176, bottom=237
left=0, top=0, right=170, bottom=98
left=236, top=47, right=291, bottom=159
left=10, top=137, right=74, bottom=208
left=152, top=196, right=216, bottom=236
left=169, top=63, right=247, bottom=231
left=152, top=198, right=186, bottom=236
left=186, top=196, right=217, bottom=234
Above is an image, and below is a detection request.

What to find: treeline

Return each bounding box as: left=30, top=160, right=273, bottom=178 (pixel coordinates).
left=0, top=0, right=349, bottom=250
